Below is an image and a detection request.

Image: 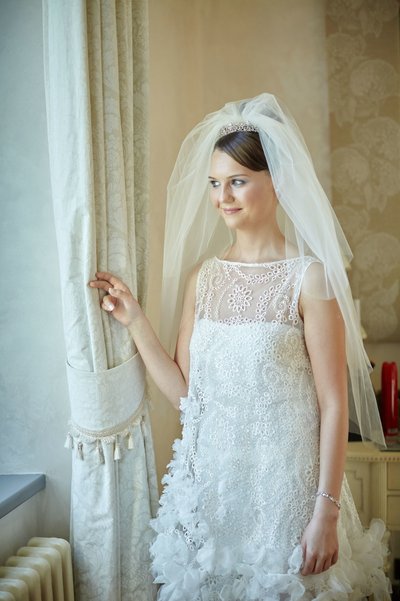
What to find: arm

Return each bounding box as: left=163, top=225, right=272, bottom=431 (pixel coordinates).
left=89, top=265, right=200, bottom=409
left=298, top=271, right=348, bottom=575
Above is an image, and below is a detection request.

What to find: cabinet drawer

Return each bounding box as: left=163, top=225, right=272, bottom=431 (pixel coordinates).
left=387, top=463, right=400, bottom=490
left=345, top=461, right=371, bottom=525
left=387, top=494, right=400, bottom=528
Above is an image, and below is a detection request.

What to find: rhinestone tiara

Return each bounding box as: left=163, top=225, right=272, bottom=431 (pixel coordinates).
left=217, top=121, right=259, bottom=138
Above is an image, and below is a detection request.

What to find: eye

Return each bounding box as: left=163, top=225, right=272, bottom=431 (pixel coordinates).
left=209, top=180, right=220, bottom=189
left=232, top=179, right=245, bottom=187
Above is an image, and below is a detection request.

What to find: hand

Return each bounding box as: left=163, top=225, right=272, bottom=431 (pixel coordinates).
left=88, top=272, right=142, bottom=327
left=300, top=508, right=339, bottom=576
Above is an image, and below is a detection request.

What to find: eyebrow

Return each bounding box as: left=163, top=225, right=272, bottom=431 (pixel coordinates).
left=208, top=174, right=248, bottom=179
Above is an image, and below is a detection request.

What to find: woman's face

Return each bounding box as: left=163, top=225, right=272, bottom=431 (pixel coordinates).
left=208, top=150, right=278, bottom=232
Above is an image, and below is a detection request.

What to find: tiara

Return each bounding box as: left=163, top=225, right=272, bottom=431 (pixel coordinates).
left=218, top=121, right=259, bottom=138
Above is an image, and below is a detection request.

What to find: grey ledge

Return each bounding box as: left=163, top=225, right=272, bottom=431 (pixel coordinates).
left=0, top=474, right=46, bottom=519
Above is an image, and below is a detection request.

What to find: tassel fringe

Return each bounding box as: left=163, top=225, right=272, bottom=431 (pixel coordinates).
left=64, top=433, right=74, bottom=449
left=65, top=404, right=145, bottom=463
left=97, top=440, right=105, bottom=464
left=77, top=442, right=84, bottom=460
left=114, top=437, right=122, bottom=461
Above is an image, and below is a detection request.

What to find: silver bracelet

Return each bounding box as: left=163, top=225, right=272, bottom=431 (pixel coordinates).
left=316, top=490, right=341, bottom=510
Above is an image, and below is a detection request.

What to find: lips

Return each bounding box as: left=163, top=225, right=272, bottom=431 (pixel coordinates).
left=222, top=208, right=242, bottom=215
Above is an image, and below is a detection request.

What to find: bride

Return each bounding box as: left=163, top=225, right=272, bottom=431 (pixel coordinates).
left=90, top=93, right=391, bottom=600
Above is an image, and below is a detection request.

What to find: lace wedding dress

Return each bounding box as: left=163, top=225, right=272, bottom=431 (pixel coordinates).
left=150, top=257, right=391, bottom=601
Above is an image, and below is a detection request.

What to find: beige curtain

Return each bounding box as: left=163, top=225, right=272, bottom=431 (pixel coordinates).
left=326, top=0, right=400, bottom=342
left=42, top=1, right=158, bottom=599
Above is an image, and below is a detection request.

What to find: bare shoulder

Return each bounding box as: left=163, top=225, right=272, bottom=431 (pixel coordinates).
left=301, top=261, right=333, bottom=300
left=300, top=261, right=342, bottom=321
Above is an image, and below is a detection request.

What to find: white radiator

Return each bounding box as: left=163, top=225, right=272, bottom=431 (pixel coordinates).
left=0, top=537, right=74, bottom=601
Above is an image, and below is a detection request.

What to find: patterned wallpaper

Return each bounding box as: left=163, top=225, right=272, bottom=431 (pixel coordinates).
left=326, top=0, right=400, bottom=341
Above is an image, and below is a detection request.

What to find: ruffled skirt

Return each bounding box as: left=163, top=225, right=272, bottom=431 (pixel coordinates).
left=150, top=437, right=391, bottom=601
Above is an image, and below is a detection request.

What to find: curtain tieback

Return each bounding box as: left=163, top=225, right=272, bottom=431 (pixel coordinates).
left=64, top=397, right=146, bottom=462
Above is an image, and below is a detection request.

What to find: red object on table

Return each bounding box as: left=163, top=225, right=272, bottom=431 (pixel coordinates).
left=381, top=361, right=399, bottom=437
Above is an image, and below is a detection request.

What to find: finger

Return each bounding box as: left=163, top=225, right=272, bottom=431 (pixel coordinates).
left=108, top=287, right=126, bottom=298
left=319, top=550, right=338, bottom=574
left=301, top=563, right=314, bottom=576
left=318, top=556, right=334, bottom=574
left=313, top=558, right=326, bottom=574
left=95, top=272, right=129, bottom=292
left=89, top=279, right=112, bottom=292
left=301, top=554, right=316, bottom=576
left=101, top=296, right=115, bottom=311
left=322, top=558, right=332, bottom=573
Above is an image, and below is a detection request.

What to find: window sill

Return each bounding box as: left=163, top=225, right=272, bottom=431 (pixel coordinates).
left=0, top=474, right=46, bottom=519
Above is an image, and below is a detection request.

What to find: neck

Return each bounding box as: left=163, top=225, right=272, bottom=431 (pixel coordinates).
left=227, top=226, right=287, bottom=263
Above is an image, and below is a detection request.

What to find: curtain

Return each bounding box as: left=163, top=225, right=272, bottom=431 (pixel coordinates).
left=326, top=0, right=400, bottom=342
left=42, top=1, right=158, bottom=599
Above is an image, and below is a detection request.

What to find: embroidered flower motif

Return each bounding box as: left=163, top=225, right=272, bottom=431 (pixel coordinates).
left=228, top=285, right=253, bottom=313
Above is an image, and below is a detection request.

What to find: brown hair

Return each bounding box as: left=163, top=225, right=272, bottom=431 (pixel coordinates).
left=214, top=131, right=269, bottom=172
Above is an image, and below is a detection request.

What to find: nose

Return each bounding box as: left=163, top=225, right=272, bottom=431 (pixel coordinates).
left=218, top=183, right=233, bottom=205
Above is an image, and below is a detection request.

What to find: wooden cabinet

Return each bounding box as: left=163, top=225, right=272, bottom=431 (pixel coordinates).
left=345, top=442, right=400, bottom=530
left=345, top=441, right=400, bottom=582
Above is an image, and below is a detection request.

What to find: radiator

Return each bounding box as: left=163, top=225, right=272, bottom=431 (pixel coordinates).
left=0, top=537, right=74, bottom=601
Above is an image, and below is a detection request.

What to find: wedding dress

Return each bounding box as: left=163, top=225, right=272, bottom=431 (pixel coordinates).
left=151, top=256, right=391, bottom=601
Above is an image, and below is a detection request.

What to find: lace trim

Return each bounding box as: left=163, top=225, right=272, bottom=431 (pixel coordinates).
left=196, top=256, right=316, bottom=326
left=64, top=398, right=146, bottom=462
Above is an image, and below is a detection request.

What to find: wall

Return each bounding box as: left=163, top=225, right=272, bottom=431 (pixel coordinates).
left=0, top=0, right=71, bottom=558
left=326, top=0, right=400, bottom=343
left=147, top=0, right=332, bottom=482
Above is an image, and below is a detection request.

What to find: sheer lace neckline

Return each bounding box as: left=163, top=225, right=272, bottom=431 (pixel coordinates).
left=215, top=256, right=301, bottom=267
left=197, top=256, right=309, bottom=327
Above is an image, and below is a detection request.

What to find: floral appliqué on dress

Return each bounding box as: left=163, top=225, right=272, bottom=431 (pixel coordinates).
left=228, top=284, right=253, bottom=313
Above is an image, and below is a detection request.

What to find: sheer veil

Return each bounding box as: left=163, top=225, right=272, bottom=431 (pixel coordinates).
left=161, top=92, right=385, bottom=448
